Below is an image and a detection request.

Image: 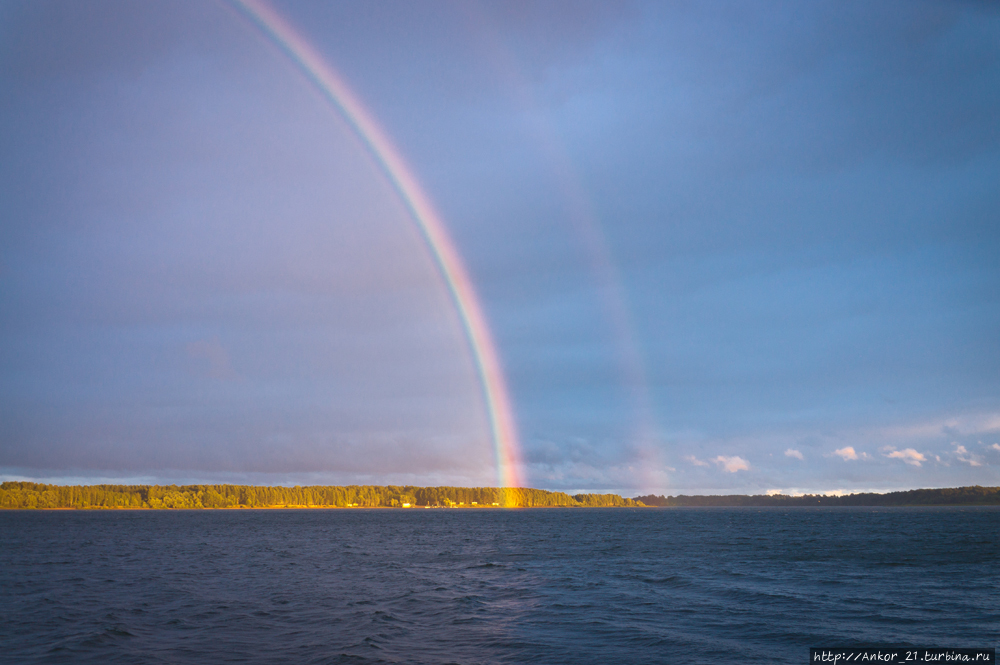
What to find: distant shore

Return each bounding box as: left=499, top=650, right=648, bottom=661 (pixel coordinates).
left=2, top=482, right=999, bottom=510
left=635, top=485, right=1000, bottom=507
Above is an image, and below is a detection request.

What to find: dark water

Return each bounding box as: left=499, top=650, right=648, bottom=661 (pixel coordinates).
left=1, top=508, right=997, bottom=664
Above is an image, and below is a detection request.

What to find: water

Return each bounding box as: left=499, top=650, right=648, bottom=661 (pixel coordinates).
left=1, top=507, right=997, bottom=664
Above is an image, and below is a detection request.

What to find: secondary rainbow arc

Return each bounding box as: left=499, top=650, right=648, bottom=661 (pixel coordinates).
left=232, top=0, right=523, bottom=488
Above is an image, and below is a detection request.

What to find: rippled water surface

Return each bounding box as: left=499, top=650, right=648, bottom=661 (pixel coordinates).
left=1, top=507, right=997, bottom=664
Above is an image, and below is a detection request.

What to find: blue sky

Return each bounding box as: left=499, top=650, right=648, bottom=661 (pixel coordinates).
left=2, top=0, right=999, bottom=494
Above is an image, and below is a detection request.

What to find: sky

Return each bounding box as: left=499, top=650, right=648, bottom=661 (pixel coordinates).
left=2, top=0, right=999, bottom=495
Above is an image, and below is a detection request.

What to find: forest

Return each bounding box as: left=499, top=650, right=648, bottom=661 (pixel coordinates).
left=0, top=482, right=643, bottom=509
left=635, top=486, right=1000, bottom=506
left=4, top=483, right=997, bottom=510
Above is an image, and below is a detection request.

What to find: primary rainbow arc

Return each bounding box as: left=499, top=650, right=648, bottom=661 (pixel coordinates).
left=232, top=0, right=523, bottom=488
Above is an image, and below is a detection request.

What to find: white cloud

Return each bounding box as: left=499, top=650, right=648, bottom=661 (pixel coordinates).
left=713, top=455, right=750, bottom=473
left=833, top=446, right=858, bottom=461
left=885, top=448, right=926, bottom=466
left=992, top=443, right=1000, bottom=452
left=766, top=489, right=784, bottom=496
left=784, top=448, right=804, bottom=460
left=953, top=444, right=982, bottom=467
left=684, top=455, right=709, bottom=467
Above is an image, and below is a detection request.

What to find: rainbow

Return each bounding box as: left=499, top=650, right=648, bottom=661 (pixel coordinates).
left=230, top=0, right=523, bottom=488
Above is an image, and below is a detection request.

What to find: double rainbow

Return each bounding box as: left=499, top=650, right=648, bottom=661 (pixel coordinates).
left=232, top=0, right=523, bottom=488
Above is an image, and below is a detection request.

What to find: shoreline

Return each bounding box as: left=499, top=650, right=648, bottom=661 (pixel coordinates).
left=4, top=504, right=1000, bottom=511
left=2, top=482, right=998, bottom=509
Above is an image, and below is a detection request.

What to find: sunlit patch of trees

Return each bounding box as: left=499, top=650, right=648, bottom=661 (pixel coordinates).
left=5, top=482, right=996, bottom=509
left=635, top=486, right=1000, bottom=507
left=0, top=482, right=644, bottom=509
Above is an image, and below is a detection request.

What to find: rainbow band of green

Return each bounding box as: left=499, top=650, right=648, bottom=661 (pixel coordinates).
left=232, top=0, right=523, bottom=488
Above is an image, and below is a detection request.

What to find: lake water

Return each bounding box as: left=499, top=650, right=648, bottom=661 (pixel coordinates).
left=1, top=507, right=997, bottom=664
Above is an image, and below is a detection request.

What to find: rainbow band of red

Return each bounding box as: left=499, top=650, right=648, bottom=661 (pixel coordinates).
left=232, top=0, right=523, bottom=487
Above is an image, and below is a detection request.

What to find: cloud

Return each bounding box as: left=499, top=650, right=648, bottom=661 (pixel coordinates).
left=872, top=413, right=1000, bottom=443
left=992, top=444, right=1000, bottom=452
left=713, top=456, right=750, bottom=473
left=684, top=455, right=709, bottom=467
left=885, top=448, right=926, bottom=466
left=833, top=446, right=858, bottom=461
left=784, top=448, right=804, bottom=460
left=953, top=444, right=982, bottom=467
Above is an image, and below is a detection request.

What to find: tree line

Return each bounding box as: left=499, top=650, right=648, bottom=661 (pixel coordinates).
left=635, top=486, right=1000, bottom=507
left=7, top=482, right=994, bottom=510
left=0, top=482, right=644, bottom=510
